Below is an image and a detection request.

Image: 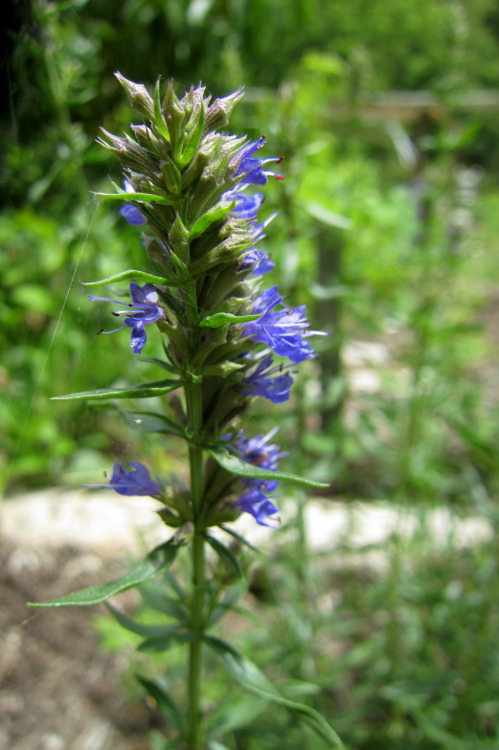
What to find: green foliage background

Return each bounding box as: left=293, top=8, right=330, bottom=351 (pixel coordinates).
left=3, top=0, right=499, bottom=746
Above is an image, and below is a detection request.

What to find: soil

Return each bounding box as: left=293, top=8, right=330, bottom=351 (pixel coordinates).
left=0, top=541, right=160, bottom=750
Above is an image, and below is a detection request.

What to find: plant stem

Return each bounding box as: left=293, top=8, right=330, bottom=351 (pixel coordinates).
left=187, top=516, right=205, bottom=749
left=186, top=369, right=206, bottom=747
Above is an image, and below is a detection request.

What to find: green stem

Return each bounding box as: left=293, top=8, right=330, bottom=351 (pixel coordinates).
left=187, top=518, right=205, bottom=749
left=186, top=355, right=206, bottom=747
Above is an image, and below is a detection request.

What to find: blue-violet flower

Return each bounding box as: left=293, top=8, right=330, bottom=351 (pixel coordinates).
left=244, top=286, right=316, bottom=363
left=235, top=136, right=284, bottom=185
left=243, top=354, right=293, bottom=403
left=119, top=180, right=146, bottom=226
left=234, top=429, right=284, bottom=526
left=89, top=282, right=165, bottom=354
left=86, top=461, right=163, bottom=497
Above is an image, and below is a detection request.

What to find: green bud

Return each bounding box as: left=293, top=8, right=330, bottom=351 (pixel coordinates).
left=115, top=72, right=155, bottom=121
left=180, top=149, right=210, bottom=191
left=102, top=135, right=160, bottom=178
left=184, top=86, right=206, bottom=134
left=168, top=213, right=191, bottom=264
left=201, top=270, right=251, bottom=310
left=163, top=80, right=186, bottom=156
left=189, top=227, right=252, bottom=276
left=161, top=156, right=182, bottom=196
left=142, top=235, right=174, bottom=276
left=130, top=124, right=164, bottom=156
left=204, top=88, right=244, bottom=133
left=187, top=135, right=245, bottom=220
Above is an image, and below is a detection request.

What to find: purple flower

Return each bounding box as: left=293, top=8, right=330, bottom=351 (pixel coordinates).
left=238, top=249, right=275, bottom=275
left=223, top=179, right=278, bottom=277
left=86, top=461, right=163, bottom=497
left=120, top=204, right=146, bottom=226
left=253, top=253, right=275, bottom=275
left=233, top=429, right=284, bottom=526
left=243, top=354, right=293, bottom=403
left=227, top=189, right=265, bottom=219
left=237, top=488, right=280, bottom=527
left=89, top=282, right=165, bottom=354
left=119, top=180, right=146, bottom=226
left=243, top=286, right=316, bottom=363
left=235, top=136, right=284, bottom=185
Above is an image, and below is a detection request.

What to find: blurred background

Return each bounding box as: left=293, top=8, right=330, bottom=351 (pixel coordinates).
left=2, top=1, right=499, bottom=748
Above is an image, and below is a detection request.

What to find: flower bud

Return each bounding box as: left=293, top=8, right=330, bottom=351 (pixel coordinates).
left=204, top=89, right=244, bottom=133
left=115, top=72, right=155, bottom=120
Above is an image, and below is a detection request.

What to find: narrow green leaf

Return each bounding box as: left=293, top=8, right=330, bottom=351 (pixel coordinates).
left=220, top=525, right=260, bottom=553
left=93, top=190, right=175, bottom=205
left=205, top=534, right=243, bottom=578
left=164, top=570, right=186, bottom=600
left=137, top=356, right=178, bottom=374
left=204, top=634, right=242, bottom=659
left=137, top=675, right=183, bottom=732
left=200, top=312, right=260, bottom=328
left=153, top=77, right=171, bottom=142
left=139, top=585, right=190, bottom=623
left=52, top=379, right=183, bottom=402
left=138, top=629, right=196, bottom=653
left=28, top=540, right=179, bottom=607
left=128, top=411, right=186, bottom=438
left=82, top=270, right=170, bottom=288
left=107, top=602, right=181, bottom=638
left=218, top=653, right=344, bottom=747
left=189, top=201, right=235, bottom=240
left=208, top=447, right=329, bottom=488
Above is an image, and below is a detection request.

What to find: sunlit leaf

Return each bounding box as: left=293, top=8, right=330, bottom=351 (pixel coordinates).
left=93, top=190, right=175, bottom=205
left=28, top=540, right=179, bottom=607
left=52, top=379, right=183, bottom=401
left=189, top=201, right=235, bottom=240
left=82, top=270, right=171, bottom=287
left=208, top=446, right=329, bottom=488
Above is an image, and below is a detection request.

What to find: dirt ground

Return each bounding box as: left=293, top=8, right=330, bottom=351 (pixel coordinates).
left=0, top=540, right=160, bottom=750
